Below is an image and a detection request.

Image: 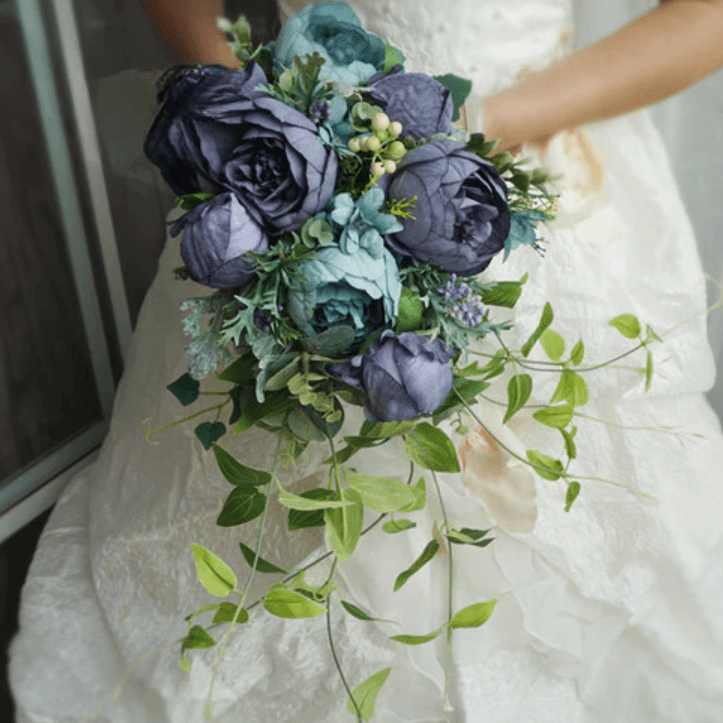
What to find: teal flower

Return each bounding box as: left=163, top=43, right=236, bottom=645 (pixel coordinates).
left=288, top=190, right=402, bottom=346
left=275, top=2, right=387, bottom=87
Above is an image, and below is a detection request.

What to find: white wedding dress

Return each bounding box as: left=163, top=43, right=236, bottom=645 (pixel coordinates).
left=10, top=1, right=723, bottom=721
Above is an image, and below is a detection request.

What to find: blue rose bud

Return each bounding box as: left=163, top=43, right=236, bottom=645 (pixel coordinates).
left=367, top=68, right=453, bottom=141
left=171, top=192, right=268, bottom=288
left=380, top=139, right=510, bottom=276
left=333, top=331, right=456, bottom=421
left=275, top=2, right=387, bottom=87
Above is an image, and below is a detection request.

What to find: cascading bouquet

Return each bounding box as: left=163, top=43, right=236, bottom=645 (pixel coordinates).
left=142, top=3, right=660, bottom=720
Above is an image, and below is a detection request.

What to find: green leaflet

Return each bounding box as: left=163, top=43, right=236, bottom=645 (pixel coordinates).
left=194, top=421, right=226, bottom=450
left=532, top=404, right=573, bottom=429
left=345, top=472, right=419, bottom=513
left=565, top=481, right=582, bottom=512
left=346, top=668, right=392, bottom=721
left=381, top=519, right=417, bottom=534
left=550, top=369, right=589, bottom=407
left=433, top=73, right=472, bottom=122
left=569, top=339, right=585, bottom=366
left=540, top=329, right=565, bottom=361
left=521, top=302, right=553, bottom=357
left=167, top=373, right=200, bottom=406
left=394, top=539, right=440, bottom=592
left=277, top=485, right=352, bottom=511
left=263, top=586, right=326, bottom=618
left=526, top=450, right=564, bottom=481
left=212, top=445, right=271, bottom=486
left=212, top=601, right=249, bottom=624
left=238, top=541, right=287, bottom=574
left=325, top=487, right=364, bottom=562
left=404, top=423, right=460, bottom=473
left=190, top=544, right=237, bottom=597
left=503, top=373, right=532, bottom=424
left=216, top=486, right=266, bottom=527
left=449, top=600, right=497, bottom=629
left=287, top=489, right=337, bottom=530
left=390, top=628, right=443, bottom=645
left=609, top=313, right=641, bottom=339
left=181, top=625, right=215, bottom=652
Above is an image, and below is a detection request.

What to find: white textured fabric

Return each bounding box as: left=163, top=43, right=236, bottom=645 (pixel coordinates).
left=10, top=1, right=723, bottom=721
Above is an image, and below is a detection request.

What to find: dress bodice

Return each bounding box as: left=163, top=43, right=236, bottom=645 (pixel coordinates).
left=278, top=0, right=575, bottom=99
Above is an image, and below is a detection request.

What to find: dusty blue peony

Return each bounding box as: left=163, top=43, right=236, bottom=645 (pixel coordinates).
left=274, top=1, right=387, bottom=86
left=287, top=194, right=402, bottom=345
left=145, top=62, right=338, bottom=235
left=171, top=192, right=268, bottom=288
left=367, top=67, right=453, bottom=141
left=379, top=139, right=510, bottom=275
left=333, top=331, right=456, bottom=421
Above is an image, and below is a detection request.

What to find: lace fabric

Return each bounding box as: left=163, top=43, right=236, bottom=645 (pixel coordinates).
left=10, top=1, right=723, bottom=721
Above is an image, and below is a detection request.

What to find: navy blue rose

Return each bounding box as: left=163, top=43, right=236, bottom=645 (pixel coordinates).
left=170, top=192, right=268, bottom=288
left=145, top=62, right=338, bottom=235
left=333, top=331, right=455, bottom=421
left=367, top=68, right=453, bottom=141
left=380, top=139, right=510, bottom=276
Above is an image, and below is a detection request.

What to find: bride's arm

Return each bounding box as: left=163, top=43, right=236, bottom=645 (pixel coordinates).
left=484, top=0, right=723, bottom=153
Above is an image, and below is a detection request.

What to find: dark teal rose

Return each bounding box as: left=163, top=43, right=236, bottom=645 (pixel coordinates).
left=275, top=2, right=387, bottom=86
left=287, top=190, right=402, bottom=345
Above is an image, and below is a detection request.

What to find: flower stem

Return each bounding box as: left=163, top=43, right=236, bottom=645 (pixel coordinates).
left=325, top=559, right=363, bottom=722
left=203, top=439, right=281, bottom=720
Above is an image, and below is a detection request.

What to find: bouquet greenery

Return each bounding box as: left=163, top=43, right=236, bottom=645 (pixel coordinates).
left=142, top=3, right=659, bottom=719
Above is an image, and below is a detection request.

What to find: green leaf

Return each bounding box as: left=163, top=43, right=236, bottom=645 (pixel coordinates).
left=347, top=667, right=392, bottom=720
left=395, top=287, right=425, bottom=332
left=212, top=445, right=271, bottom=486
left=478, top=280, right=523, bottom=308
left=167, top=373, right=200, bottom=406
left=561, top=425, right=578, bottom=460
left=190, top=544, right=237, bottom=597
left=277, top=486, right=352, bottom=511
left=609, top=314, right=642, bottom=339
left=569, top=339, right=585, bottom=366
left=216, top=486, right=266, bottom=527
left=341, top=600, right=377, bottom=622
left=345, top=472, right=419, bottom=513
left=646, top=323, right=663, bottom=343
left=181, top=625, right=215, bottom=652
left=382, top=519, right=417, bottom=534
left=383, top=44, right=405, bottom=73
left=263, top=586, right=326, bottom=618
left=550, top=370, right=589, bottom=407
left=287, top=407, right=327, bottom=442
left=645, top=349, right=654, bottom=392
left=180, top=654, right=191, bottom=672
left=212, top=601, right=249, bottom=624
left=394, top=539, right=440, bottom=592
left=565, top=481, right=581, bottom=512
left=521, top=302, right=554, bottom=357
left=235, top=389, right=293, bottom=434
left=503, top=373, right=532, bottom=424
left=264, top=357, right=300, bottom=392
left=238, top=541, right=287, bottom=574
left=325, top=487, right=364, bottom=562
left=448, top=600, right=497, bottom=629
left=217, top=350, right=257, bottom=386
left=399, top=477, right=426, bottom=512
left=287, top=489, right=337, bottom=530
left=359, top=420, right=417, bottom=438
left=532, top=404, right=573, bottom=429
left=404, top=423, right=460, bottom=473
left=195, top=422, right=226, bottom=450
left=390, top=628, right=443, bottom=645
left=526, top=451, right=564, bottom=481
left=433, top=73, right=472, bottom=123
left=446, top=527, right=493, bottom=548
left=540, top=329, right=565, bottom=361
left=301, top=325, right=354, bottom=356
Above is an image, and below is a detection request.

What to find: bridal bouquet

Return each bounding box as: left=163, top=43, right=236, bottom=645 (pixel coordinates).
left=143, top=3, right=658, bottom=719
